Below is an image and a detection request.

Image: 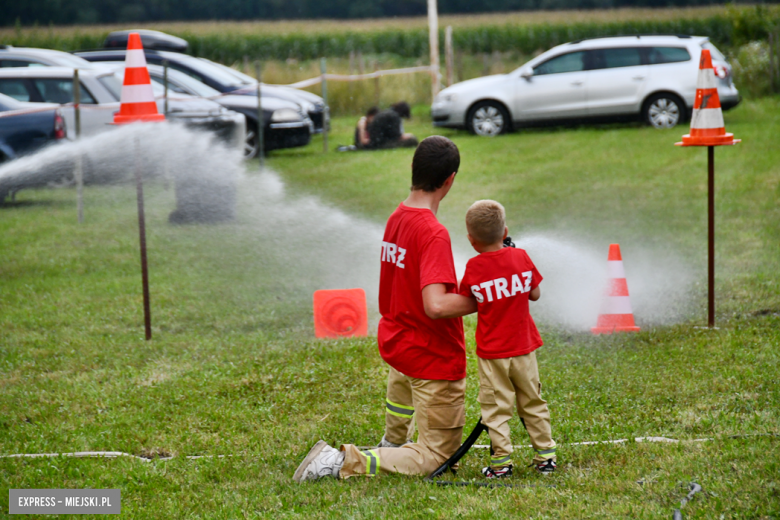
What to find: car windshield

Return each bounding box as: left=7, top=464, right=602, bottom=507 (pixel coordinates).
left=51, top=53, right=96, bottom=68
left=204, top=59, right=256, bottom=85
left=97, top=73, right=125, bottom=101
left=0, top=92, right=22, bottom=111
left=701, top=41, right=726, bottom=61
left=163, top=69, right=220, bottom=97
left=168, top=55, right=245, bottom=87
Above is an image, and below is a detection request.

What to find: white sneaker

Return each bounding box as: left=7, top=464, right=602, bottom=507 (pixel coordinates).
left=293, top=441, right=345, bottom=483
left=376, top=435, right=411, bottom=448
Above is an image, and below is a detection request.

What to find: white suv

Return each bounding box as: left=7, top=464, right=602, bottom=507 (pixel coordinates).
left=432, top=35, right=739, bottom=136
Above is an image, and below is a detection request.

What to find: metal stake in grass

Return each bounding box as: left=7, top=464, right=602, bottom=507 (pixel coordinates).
left=320, top=58, right=328, bottom=153
left=256, top=61, right=264, bottom=168
left=134, top=134, right=152, bottom=341
left=73, top=68, right=83, bottom=224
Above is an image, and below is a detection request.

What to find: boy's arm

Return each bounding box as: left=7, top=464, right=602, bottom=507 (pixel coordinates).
left=422, top=283, right=478, bottom=319
left=529, top=286, right=541, bottom=301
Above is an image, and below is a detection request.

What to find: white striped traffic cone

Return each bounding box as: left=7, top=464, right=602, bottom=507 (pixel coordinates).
left=113, top=32, right=165, bottom=125
left=676, top=49, right=739, bottom=147
left=592, top=244, right=640, bottom=334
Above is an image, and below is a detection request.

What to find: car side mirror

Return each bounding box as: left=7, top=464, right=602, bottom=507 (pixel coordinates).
left=520, top=69, right=533, bottom=81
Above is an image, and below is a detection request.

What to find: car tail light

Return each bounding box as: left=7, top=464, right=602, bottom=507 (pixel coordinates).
left=714, top=65, right=729, bottom=79
left=54, top=109, right=66, bottom=140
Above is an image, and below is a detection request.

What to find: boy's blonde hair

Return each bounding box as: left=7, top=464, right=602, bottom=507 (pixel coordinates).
left=466, top=200, right=506, bottom=245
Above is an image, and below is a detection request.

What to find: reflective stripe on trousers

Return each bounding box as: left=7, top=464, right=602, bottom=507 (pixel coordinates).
left=385, top=399, right=414, bottom=419
left=491, top=454, right=512, bottom=466
left=361, top=450, right=380, bottom=476
left=535, top=445, right=556, bottom=459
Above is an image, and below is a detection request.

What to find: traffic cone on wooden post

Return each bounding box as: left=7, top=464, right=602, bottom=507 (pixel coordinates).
left=592, top=244, right=640, bottom=334
left=676, top=49, right=740, bottom=328
left=113, top=32, right=165, bottom=125
left=112, top=32, right=164, bottom=342
left=676, top=50, right=739, bottom=147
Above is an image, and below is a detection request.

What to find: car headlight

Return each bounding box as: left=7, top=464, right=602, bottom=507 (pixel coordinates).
left=438, top=93, right=457, bottom=103
left=271, top=108, right=303, bottom=122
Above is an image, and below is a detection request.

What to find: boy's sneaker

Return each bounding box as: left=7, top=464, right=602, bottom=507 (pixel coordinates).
left=533, top=459, right=557, bottom=474
left=481, top=465, right=513, bottom=479
left=293, top=440, right=345, bottom=483
left=376, top=435, right=411, bottom=448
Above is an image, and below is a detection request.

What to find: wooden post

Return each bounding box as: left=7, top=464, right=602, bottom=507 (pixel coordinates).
left=427, top=0, right=440, bottom=101
left=256, top=61, right=264, bottom=166
left=321, top=58, right=328, bottom=153
left=456, top=50, right=463, bottom=83
left=348, top=50, right=355, bottom=102
left=162, top=60, right=169, bottom=116
left=373, top=60, right=380, bottom=107
left=707, top=146, right=715, bottom=328
left=445, top=26, right=454, bottom=87
left=135, top=135, right=152, bottom=341
left=73, top=69, right=83, bottom=224
left=770, top=32, right=776, bottom=93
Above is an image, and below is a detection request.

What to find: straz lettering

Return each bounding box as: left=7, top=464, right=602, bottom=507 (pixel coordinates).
left=471, top=271, right=533, bottom=303
left=381, top=241, right=406, bottom=269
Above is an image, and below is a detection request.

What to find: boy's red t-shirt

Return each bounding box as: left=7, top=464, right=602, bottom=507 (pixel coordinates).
left=459, top=247, right=543, bottom=359
left=377, top=204, right=465, bottom=381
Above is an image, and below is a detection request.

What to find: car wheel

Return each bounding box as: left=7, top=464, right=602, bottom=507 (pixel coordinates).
left=644, top=94, right=685, bottom=129
left=468, top=101, right=510, bottom=137
left=244, top=123, right=259, bottom=159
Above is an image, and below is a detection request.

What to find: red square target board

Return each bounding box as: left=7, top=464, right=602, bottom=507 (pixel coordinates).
left=313, top=288, right=368, bottom=339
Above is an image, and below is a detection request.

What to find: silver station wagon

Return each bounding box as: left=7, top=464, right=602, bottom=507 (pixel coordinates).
left=432, top=35, right=740, bottom=136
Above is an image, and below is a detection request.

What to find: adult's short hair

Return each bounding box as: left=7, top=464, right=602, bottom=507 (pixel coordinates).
left=366, top=106, right=379, bottom=117
left=466, top=200, right=506, bottom=245
left=411, top=136, right=460, bottom=192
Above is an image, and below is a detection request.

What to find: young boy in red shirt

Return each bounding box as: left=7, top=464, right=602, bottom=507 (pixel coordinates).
left=459, top=200, right=557, bottom=478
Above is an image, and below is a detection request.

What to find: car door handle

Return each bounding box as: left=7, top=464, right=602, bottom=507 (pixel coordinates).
left=632, top=76, right=645, bottom=81
left=571, top=81, right=583, bottom=87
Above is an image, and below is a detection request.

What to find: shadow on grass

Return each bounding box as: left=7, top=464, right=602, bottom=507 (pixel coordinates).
left=0, top=198, right=69, bottom=210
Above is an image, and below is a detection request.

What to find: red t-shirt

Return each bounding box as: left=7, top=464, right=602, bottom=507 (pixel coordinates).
left=459, top=247, right=543, bottom=359
left=377, top=204, right=465, bottom=381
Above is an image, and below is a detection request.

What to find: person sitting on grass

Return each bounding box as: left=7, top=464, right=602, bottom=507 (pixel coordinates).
left=354, top=105, right=418, bottom=150
left=354, top=106, right=379, bottom=149
left=458, top=199, right=557, bottom=478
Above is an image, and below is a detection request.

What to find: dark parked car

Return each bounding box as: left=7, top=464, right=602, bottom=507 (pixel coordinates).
left=100, top=62, right=312, bottom=157
left=75, top=49, right=328, bottom=133
left=103, top=29, right=188, bottom=53
left=0, top=93, right=67, bottom=201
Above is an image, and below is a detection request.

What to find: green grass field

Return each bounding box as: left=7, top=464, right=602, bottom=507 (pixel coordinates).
left=1, top=99, right=779, bottom=518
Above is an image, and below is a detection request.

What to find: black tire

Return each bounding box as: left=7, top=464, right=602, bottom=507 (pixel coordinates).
left=467, top=101, right=511, bottom=137
left=643, top=93, right=686, bottom=129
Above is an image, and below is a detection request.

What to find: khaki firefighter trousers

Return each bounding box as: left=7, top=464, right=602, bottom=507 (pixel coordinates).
left=339, top=366, right=465, bottom=478
left=478, top=352, right=556, bottom=467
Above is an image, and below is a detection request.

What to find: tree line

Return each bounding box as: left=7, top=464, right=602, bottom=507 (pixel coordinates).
left=1, top=0, right=772, bottom=26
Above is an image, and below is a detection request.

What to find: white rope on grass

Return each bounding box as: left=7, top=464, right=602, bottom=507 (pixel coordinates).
left=2, top=433, right=773, bottom=462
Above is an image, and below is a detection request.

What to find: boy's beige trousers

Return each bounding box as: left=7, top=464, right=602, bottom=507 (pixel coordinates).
left=478, top=351, right=556, bottom=467
left=339, top=366, right=465, bottom=478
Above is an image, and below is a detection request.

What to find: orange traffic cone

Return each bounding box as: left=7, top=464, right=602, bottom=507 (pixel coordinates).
left=676, top=50, right=739, bottom=147
left=113, top=32, right=165, bottom=125
left=313, top=288, right=368, bottom=339
left=592, top=244, right=640, bottom=334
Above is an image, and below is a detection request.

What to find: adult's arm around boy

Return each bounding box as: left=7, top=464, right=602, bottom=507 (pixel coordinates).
left=422, top=283, right=478, bottom=319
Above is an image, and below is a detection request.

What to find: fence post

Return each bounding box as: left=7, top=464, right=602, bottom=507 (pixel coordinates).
left=349, top=50, right=355, bottom=102
left=321, top=58, right=328, bottom=153
left=770, top=32, right=776, bottom=93
left=256, top=61, right=264, bottom=166
left=445, top=26, right=454, bottom=87
left=73, top=69, right=83, bottom=224
left=374, top=60, right=380, bottom=107
left=427, top=0, right=441, bottom=101
left=162, top=60, right=170, bottom=189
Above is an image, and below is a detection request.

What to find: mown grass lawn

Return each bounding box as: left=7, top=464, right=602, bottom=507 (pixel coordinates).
left=1, top=99, right=779, bottom=519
